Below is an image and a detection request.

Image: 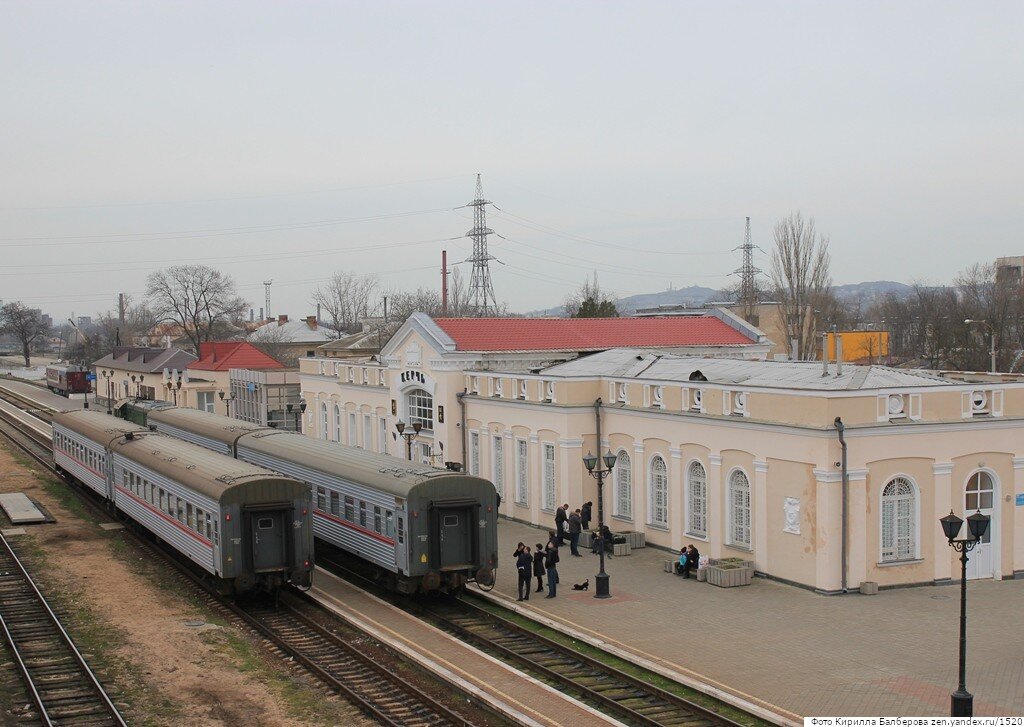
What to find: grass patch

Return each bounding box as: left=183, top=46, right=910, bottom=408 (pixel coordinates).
left=39, top=477, right=104, bottom=524
left=201, top=630, right=358, bottom=725
left=465, top=594, right=771, bottom=727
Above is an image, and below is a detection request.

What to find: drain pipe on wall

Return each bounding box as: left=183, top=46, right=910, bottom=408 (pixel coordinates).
left=456, top=388, right=468, bottom=471
left=834, top=417, right=849, bottom=593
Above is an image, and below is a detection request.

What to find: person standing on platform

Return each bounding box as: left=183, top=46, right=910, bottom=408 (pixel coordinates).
left=555, top=504, right=568, bottom=545
left=568, top=508, right=583, bottom=556
left=581, top=501, right=592, bottom=531
left=533, top=542, right=546, bottom=593
left=545, top=541, right=559, bottom=598
left=516, top=545, right=533, bottom=601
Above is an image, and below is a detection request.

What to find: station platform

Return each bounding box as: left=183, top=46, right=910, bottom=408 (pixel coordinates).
left=490, top=519, right=1024, bottom=719
left=0, top=378, right=85, bottom=412
left=311, top=567, right=623, bottom=727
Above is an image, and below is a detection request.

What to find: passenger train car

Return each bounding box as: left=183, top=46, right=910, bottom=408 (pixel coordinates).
left=52, top=409, right=313, bottom=594
left=120, top=403, right=499, bottom=594
left=46, top=365, right=91, bottom=396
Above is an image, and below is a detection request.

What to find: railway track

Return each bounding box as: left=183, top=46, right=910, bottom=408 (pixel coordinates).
left=319, top=552, right=755, bottom=727
left=0, top=401, right=498, bottom=727
left=0, top=532, right=127, bottom=727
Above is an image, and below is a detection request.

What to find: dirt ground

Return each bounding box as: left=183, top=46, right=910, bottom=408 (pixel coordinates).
left=0, top=439, right=371, bottom=726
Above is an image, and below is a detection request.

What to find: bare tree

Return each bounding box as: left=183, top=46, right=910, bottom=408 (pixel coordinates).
left=769, top=212, right=832, bottom=360
left=63, top=299, right=159, bottom=364
left=0, top=302, right=50, bottom=367
left=146, top=265, right=248, bottom=356
left=248, top=324, right=299, bottom=367
left=311, top=271, right=379, bottom=336
left=564, top=272, right=617, bottom=318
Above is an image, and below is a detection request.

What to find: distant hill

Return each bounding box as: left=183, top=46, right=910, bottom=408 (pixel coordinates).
left=527, top=280, right=914, bottom=317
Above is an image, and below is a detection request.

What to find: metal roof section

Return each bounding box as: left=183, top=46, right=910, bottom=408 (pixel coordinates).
left=147, top=406, right=271, bottom=444
left=92, top=347, right=197, bottom=374
left=540, top=349, right=957, bottom=391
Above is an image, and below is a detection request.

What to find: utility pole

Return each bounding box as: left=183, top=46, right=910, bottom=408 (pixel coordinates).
left=732, top=217, right=762, bottom=323
left=441, top=250, right=449, bottom=316
left=465, top=174, right=499, bottom=316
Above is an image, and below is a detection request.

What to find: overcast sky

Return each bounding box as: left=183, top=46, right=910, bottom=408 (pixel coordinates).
left=2, top=1, right=1022, bottom=322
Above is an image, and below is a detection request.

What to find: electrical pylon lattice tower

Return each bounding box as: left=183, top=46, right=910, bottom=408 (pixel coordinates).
left=263, top=280, right=272, bottom=320
left=465, top=174, right=499, bottom=316
left=733, top=217, right=762, bottom=321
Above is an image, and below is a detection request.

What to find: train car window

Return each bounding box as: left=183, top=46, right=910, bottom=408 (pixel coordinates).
left=359, top=502, right=368, bottom=528
left=258, top=518, right=274, bottom=530
left=205, top=513, right=212, bottom=540
left=316, top=487, right=326, bottom=511
left=444, top=515, right=458, bottom=527
left=159, top=489, right=166, bottom=511
left=344, top=496, right=354, bottom=521
left=385, top=511, right=394, bottom=538
left=397, top=517, right=404, bottom=545
left=212, top=519, right=219, bottom=545
left=374, top=506, right=382, bottom=534
left=330, top=491, right=340, bottom=516
left=177, top=499, right=185, bottom=524
left=187, top=503, right=195, bottom=530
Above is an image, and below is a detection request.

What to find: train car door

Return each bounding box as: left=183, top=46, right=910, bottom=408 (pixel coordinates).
left=394, top=503, right=408, bottom=574
left=250, top=511, right=287, bottom=571
left=437, top=506, right=473, bottom=569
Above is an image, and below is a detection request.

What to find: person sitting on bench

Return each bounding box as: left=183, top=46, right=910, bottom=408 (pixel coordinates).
left=680, top=544, right=700, bottom=579
left=674, top=547, right=688, bottom=575
left=591, top=524, right=615, bottom=557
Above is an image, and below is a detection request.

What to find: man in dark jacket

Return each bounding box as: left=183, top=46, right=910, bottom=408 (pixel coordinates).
left=532, top=543, right=546, bottom=592
left=544, top=541, right=559, bottom=598
left=580, top=501, right=592, bottom=530
left=681, top=544, right=701, bottom=579
left=568, top=508, right=583, bottom=556
left=555, top=504, right=568, bottom=545
left=516, top=545, right=533, bottom=601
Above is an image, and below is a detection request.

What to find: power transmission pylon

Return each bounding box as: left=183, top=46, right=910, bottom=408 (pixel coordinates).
left=732, top=217, right=762, bottom=322
left=264, top=280, right=273, bottom=320
left=465, top=174, right=499, bottom=316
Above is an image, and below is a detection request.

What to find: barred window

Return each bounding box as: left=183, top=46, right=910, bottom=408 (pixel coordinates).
left=881, top=477, right=917, bottom=561
left=729, top=469, right=751, bottom=547
left=320, top=402, right=329, bottom=441
left=515, top=439, right=528, bottom=506
left=614, top=451, right=632, bottom=519
left=330, top=491, right=340, bottom=517
left=492, top=436, right=504, bottom=501
left=316, top=486, right=326, bottom=511
left=687, top=461, right=707, bottom=537
left=348, top=412, right=357, bottom=446
left=649, top=456, right=668, bottom=527
left=333, top=405, right=341, bottom=443
left=470, top=431, right=481, bottom=476
left=344, top=495, right=354, bottom=521
left=406, top=388, right=434, bottom=431
left=542, top=443, right=556, bottom=511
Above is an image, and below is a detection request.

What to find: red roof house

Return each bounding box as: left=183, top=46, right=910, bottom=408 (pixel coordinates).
left=188, top=341, right=286, bottom=371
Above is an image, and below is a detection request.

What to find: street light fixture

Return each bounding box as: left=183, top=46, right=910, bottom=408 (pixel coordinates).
left=583, top=447, right=617, bottom=599
left=218, top=390, right=236, bottom=417
left=101, top=369, right=113, bottom=415
left=964, top=319, right=996, bottom=373
left=286, top=399, right=307, bottom=433
left=395, top=419, right=422, bottom=461
left=939, top=508, right=991, bottom=716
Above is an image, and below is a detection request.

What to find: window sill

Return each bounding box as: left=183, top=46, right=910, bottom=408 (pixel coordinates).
left=724, top=544, right=753, bottom=553
left=684, top=532, right=709, bottom=542
left=876, top=558, right=923, bottom=568
left=611, top=515, right=634, bottom=524
left=646, top=524, right=669, bottom=532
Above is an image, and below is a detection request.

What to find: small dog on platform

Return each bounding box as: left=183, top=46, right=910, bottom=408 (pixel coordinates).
left=571, top=579, right=589, bottom=591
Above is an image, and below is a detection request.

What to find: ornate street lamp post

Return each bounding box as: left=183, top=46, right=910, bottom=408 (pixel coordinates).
left=583, top=448, right=617, bottom=599
left=218, top=390, right=236, bottom=417
left=286, top=399, right=307, bottom=433
left=101, top=369, right=113, bottom=415
left=395, top=419, right=421, bottom=461
left=939, top=509, right=991, bottom=717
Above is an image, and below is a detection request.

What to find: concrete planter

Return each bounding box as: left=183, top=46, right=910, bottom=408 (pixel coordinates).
left=859, top=581, right=879, bottom=595
left=696, top=568, right=707, bottom=582
left=705, top=564, right=753, bottom=588
left=664, top=559, right=675, bottom=573
left=620, top=531, right=646, bottom=549
left=709, top=556, right=754, bottom=570
left=612, top=542, right=632, bottom=556
left=579, top=531, right=593, bottom=548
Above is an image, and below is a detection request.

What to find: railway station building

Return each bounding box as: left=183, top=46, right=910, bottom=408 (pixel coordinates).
left=299, top=312, right=1024, bottom=592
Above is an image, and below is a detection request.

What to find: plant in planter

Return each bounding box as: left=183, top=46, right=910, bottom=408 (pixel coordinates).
left=705, top=562, right=754, bottom=588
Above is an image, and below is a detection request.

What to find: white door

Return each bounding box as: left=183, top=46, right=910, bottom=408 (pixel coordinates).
left=964, top=472, right=994, bottom=579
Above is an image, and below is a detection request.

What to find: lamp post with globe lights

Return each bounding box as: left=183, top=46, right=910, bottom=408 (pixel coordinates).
left=395, top=420, right=421, bottom=461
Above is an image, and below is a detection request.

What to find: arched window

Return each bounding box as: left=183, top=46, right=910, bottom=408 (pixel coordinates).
left=965, top=471, right=994, bottom=511
left=687, top=461, right=707, bottom=537
left=614, top=451, right=632, bottom=519
left=406, top=388, right=434, bottom=431
left=649, top=456, right=668, bottom=527
left=333, top=405, right=341, bottom=443
left=729, top=469, right=751, bottom=547
left=319, top=402, right=328, bottom=441
left=881, top=476, right=917, bottom=561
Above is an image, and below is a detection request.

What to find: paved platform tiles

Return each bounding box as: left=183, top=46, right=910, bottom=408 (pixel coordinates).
left=492, top=518, right=1023, bottom=718
left=311, top=567, right=623, bottom=727
left=0, top=378, right=85, bottom=411
left=0, top=492, right=46, bottom=523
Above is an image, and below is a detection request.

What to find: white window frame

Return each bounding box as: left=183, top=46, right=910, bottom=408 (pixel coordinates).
left=333, top=404, right=341, bottom=443
left=363, top=414, right=372, bottom=451
left=542, top=443, right=556, bottom=511
left=378, top=417, right=388, bottom=454
left=515, top=438, right=528, bottom=506
left=880, top=475, right=919, bottom=562
left=319, top=402, right=329, bottom=441
left=196, top=391, right=216, bottom=413
left=648, top=455, right=668, bottom=528
left=406, top=388, right=434, bottom=431
left=686, top=459, right=707, bottom=538
left=614, top=450, right=632, bottom=520
left=469, top=431, right=481, bottom=476
left=348, top=411, right=357, bottom=446
left=728, top=468, right=752, bottom=548
left=492, top=435, right=504, bottom=501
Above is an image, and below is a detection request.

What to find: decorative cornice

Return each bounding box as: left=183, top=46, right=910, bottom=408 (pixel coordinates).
left=708, top=454, right=723, bottom=466
left=754, top=460, right=769, bottom=473
left=528, top=434, right=539, bottom=443
left=1013, top=457, right=1024, bottom=470
left=812, top=468, right=842, bottom=483
left=847, top=468, right=868, bottom=481
left=558, top=438, right=584, bottom=448
left=669, top=447, right=682, bottom=458
left=933, top=463, right=954, bottom=476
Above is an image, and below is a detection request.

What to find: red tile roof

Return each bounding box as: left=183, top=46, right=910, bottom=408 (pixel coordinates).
left=432, top=317, right=753, bottom=352
left=188, top=341, right=285, bottom=371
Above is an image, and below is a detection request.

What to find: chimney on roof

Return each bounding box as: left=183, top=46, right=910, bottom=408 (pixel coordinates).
left=259, top=307, right=264, bottom=320
left=278, top=314, right=288, bottom=326
left=306, top=315, right=317, bottom=329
